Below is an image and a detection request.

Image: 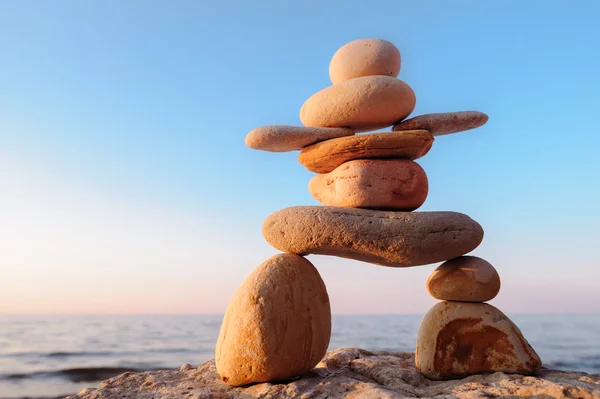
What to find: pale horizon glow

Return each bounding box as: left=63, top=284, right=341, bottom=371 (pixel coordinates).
left=1, top=1, right=599, bottom=315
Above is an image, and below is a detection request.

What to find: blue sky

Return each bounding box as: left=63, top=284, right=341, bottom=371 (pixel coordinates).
left=1, top=1, right=599, bottom=314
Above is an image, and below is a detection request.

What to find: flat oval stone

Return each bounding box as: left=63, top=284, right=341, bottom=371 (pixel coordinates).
left=215, top=254, right=331, bottom=386
left=329, top=38, right=401, bottom=84
left=427, top=256, right=501, bottom=302
left=298, top=130, right=433, bottom=173
left=300, top=76, right=416, bottom=132
left=309, top=159, right=428, bottom=211
left=416, top=301, right=542, bottom=380
left=262, top=207, right=484, bottom=267
left=393, top=111, right=488, bottom=136
left=245, top=125, right=354, bottom=152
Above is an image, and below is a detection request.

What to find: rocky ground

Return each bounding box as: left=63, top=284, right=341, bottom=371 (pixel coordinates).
left=67, top=347, right=600, bottom=399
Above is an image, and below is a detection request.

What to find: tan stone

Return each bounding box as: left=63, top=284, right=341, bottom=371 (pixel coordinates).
left=309, top=159, right=428, bottom=211
left=68, top=348, right=600, bottom=399
left=300, top=76, right=416, bottom=132
left=262, top=207, right=484, bottom=267
left=393, top=111, right=488, bottom=136
left=245, top=125, right=354, bottom=152
left=215, top=254, right=331, bottom=386
left=299, top=130, right=433, bottom=173
left=416, top=301, right=542, bottom=380
left=329, top=38, right=401, bottom=84
left=427, top=256, right=501, bottom=302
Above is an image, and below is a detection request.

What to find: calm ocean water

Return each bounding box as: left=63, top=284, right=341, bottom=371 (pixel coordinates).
left=0, top=314, right=599, bottom=398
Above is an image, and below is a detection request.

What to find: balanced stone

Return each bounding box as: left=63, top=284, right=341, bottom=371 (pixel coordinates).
left=416, top=301, right=542, bottom=380
left=427, top=256, right=501, bottom=302
left=299, top=130, right=433, bottom=173
left=300, top=76, right=416, bottom=132
left=329, top=38, right=401, bottom=84
left=245, top=125, right=354, bottom=152
left=393, top=111, right=488, bottom=136
left=262, top=207, right=484, bottom=268
left=215, top=254, right=331, bottom=386
left=309, top=159, right=428, bottom=211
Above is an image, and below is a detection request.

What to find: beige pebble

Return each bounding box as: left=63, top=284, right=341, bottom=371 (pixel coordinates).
left=416, top=301, right=542, bottom=379
left=215, top=254, right=331, bottom=386
left=262, top=207, right=484, bottom=268
left=329, top=38, right=401, bottom=84
left=298, top=130, right=433, bottom=173
left=427, top=256, right=501, bottom=302
left=300, top=76, right=416, bottom=132
left=309, top=159, right=428, bottom=211
left=393, top=111, right=488, bottom=136
left=245, top=125, right=354, bottom=152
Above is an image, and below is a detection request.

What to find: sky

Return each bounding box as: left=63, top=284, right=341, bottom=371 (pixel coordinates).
left=0, top=1, right=599, bottom=315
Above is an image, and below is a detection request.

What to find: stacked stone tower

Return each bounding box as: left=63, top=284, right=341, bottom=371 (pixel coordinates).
left=215, top=38, right=541, bottom=386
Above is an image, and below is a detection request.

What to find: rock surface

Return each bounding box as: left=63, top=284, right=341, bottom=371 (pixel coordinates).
left=427, top=256, right=501, bottom=302
left=416, top=302, right=542, bottom=380
left=300, top=76, right=416, bottom=132
left=67, top=347, right=600, bottom=399
left=262, top=206, right=484, bottom=267
left=393, top=111, right=488, bottom=136
left=245, top=125, right=354, bottom=152
left=215, top=254, right=331, bottom=386
left=329, top=38, right=401, bottom=84
left=309, top=159, right=428, bottom=210
left=299, top=130, right=433, bottom=173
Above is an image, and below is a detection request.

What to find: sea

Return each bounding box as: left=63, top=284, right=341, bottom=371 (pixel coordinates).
left=1, top=314, right=599, bottom=399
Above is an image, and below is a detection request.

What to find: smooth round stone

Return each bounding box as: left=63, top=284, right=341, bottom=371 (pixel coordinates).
left=393, top=111, right=488, bottom=136
left=298, top=130, right=433, bottom=174
left=245, top=125, right=354, bottom=152
left=300, top=76, right=416, bottom=132
left=262, top=207, right=484, bottom=268
left=329, top=38, right=401, bottom=84
left=427, top=256, right=501, bottom=302
left=416, top=301, right=542, bottom=380
left=215, top=254, right=331, bottom=386
left=309, top=159, right=428, bottom=211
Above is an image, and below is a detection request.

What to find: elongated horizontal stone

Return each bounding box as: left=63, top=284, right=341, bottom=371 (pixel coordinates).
left=262, top=207, right=484, bottom=267
left=298, top=130, right=433, bottom=173
left=245, top=125, right=354, bottom=152
left=392, top=111, right=488, bottom=136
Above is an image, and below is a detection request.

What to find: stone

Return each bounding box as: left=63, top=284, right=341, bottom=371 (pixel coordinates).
left=262, top=206, right=484, bottom=267
left=427, top=256, right=501, bottom=302
left=329, top=38, right=401, bottom=84
left=309, top=159, right=428, bottom=211
left=215, top=253, right=331, bottom=386
left=66, top=348, right=600, bottom=399
left=299, top=130, right=433, bottom=173
left=300, top=76, right=416, bottom=132
left=416, top=301, right=542, bottom=380
left=245, top=125, right=354, bottom=152
left=393, top=111, right=488, bottom=136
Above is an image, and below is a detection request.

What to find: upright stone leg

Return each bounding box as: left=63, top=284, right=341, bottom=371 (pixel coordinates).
left=216, top=254, right=331, bottom=386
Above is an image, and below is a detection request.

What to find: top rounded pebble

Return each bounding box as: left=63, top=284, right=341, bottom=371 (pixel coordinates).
left=329, top=38, right=401, bottom=85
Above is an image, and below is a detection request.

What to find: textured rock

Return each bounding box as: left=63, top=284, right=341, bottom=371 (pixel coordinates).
left=262, top=206, right=484, bottom=267
left=245, top=125, right=354, bottom=152
left=300, top=76, right=416, bottom=132
left=215, top=254, right=331, bottom=386
left=67, top=347, right=600, bottom=399
left=309, top=159, right=428, bottom=210
left=427, top=256, right=501, bottom=302
left=393, top=111, right=488, bottom=136
left=416, top=302, right=542, bottom=380
left=299, top=130, right=433, bottom=173
left=329, top=38, right=401, bottom=84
